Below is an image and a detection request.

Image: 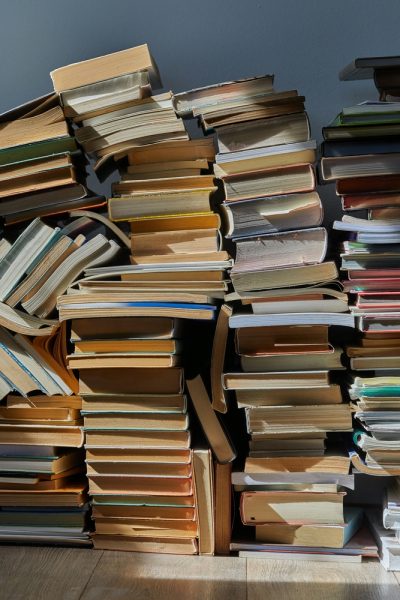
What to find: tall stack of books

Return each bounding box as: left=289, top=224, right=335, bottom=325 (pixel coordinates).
left=50, top=45, right=188, bottom=173
left=321, top=57, right=400, bottom=478
left=176, top=75, right=365, bottom=558
left=0, top=92, right=104, bottom=224
left=320, top=56, right=400, bottom=569
left=51, top=46, right=232, bottom=554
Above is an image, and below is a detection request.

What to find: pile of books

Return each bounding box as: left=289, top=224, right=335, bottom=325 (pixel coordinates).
left=50, top=45, right=187, bottom=173
left=321, top=57, right=400, bottom=478
left=48, top=46, right=233, bottom=555
left=178, top=74, right=364, bottom=557
left=0, top=216, right=118, bottom=339
left=0, top=327, right=89, bottom=545
left=0, top=90, right=105, bottom=224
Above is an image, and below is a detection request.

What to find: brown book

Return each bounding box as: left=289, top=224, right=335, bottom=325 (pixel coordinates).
left=83, top=412, right=188, bottom=431
left=85, top=448, right=191, bottom=463
left=211, top=304, right=232, bottom=413
left=126, top=138, right=215, bottom=164
left=0, top=480, right=87, bottom=507
left=92, top=494, right=195, bottom=507
left=187, top=376, right=236, bottom=464
left=131, top=228, right=220, bottom=257
left=0, top=107, right=68, bottom=150
left=193, top=448, right=214, bottom=555
left=86, top=461, right=191, bottom=478
left=214, top=462, right=232, bottom=555
left=114, top=174, right=216, bottom=194
left=130, top=251, right=229, bottom=266
left=92, top=535, right=198, bottom=554
left=93, top=504, right=196, bottom=521
left=50, top=44, right=159, bottom=92
left=81, top=394, right=186, bottom=413
left=69, top=354, right=180, bottom=369
left=0, top=406, right=81, bottom=423
left=0, top=425, right=84, bottom=447
left=203, top=99, right=305, bottom=129
left=6, top=395, right=82, bottom=410
left=245, top=456, right=351, bottom=474
left=78, top=367, right=184, bottom=395
left=129, top=212, right=220, bottom=234
left=94, top=517, right=198, bottom=538
left=74, top=339, right=179, bottom=354
left=235, top=325, right=329, bottom=356
left=84, top=430, right=190, bottom=450
left=337, top=174, right=400, bottom=195
left=88, top=475, right=193, bottom=495
left=70, top=317, right=179, bottom=341
left=0, top=165, right=76, bottom=198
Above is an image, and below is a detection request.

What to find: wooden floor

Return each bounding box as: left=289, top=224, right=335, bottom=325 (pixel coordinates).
left=1, top=546, right=400, bottom=600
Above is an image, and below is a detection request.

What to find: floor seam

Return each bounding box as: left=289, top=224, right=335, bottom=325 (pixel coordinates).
left=77, top=550, right=104, bottom=600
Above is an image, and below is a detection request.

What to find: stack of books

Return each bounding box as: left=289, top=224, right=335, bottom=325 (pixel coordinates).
left=50, top=45, right=188, bottom=172
left=0, top=361, right=89, bottom=545
left=0, top=216, right=118, bottom=336
left=64, top=316, right=200, bottom=554
left=0, top=92, right=104, bottom=224
left=321, top=56, right=400, bottom=478
left=50, top=46, right=233, bottom=554
left=178, top=75, right=362, bottom=557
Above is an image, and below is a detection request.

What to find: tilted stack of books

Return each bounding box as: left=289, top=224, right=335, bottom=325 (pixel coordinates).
left=322, top=57, right=400, bottom=480
left=176, top=75, right=366, bottom=558
left=0, top=92, right=104, bottom=225
left=50, top=44, right=185, bottom=173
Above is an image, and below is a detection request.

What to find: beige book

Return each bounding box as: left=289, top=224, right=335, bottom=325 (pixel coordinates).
left=92, top=535, right=198, bottom=554
left=50, top=44, right=159, bottom=92
left=240, top=490, right=345, bottom=525
left=193, top=448, right=214, bottom=555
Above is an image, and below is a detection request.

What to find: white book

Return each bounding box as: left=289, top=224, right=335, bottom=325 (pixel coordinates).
left=229, top=312, right=355, bottom=329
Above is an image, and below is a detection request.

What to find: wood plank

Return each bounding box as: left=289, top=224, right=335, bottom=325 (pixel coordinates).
left=247, top=558, right=400, bottom=600
left=0, top=545, right=102, bottom=600
left=81, top=552, right=247, bottom=600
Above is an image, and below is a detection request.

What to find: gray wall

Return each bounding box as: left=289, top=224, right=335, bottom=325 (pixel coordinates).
left=2, top=0, right=400, bottom=192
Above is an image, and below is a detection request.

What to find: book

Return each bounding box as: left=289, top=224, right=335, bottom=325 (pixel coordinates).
left=50, top=44, right=160, bottom=92
left=240, top=490, right=346, bottom=525
left=216, top=112, right=310, bottom=154
left=221, top=192, right=323, bottom=239
left=340, top=56, right=400, bottom=81
left=173, top=75, right=275, bottom=117
left=214, top=141, right=316, bottom=177
left=221, top=164, right=315, bottom=201
left=214, top=462, right=232, bottom=554
left=186, top=375, right=236, bottom=464
left=193, top=449, right=214, bottom=555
